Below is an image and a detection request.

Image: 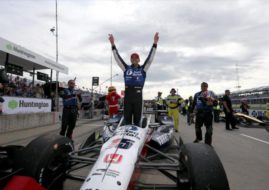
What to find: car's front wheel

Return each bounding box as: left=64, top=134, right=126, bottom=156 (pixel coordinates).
left=180, top=143, right=229, bottom=190
left=19, top=134, right=74, bottom=189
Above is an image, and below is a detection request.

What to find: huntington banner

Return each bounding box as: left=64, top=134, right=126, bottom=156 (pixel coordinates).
left=2, top=96, right=51, bottom=114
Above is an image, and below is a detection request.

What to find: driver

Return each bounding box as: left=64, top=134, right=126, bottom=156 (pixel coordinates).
left=108, top=33, right=159, bottom=126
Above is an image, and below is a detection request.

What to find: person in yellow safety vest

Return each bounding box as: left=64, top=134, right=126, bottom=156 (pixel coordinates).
left=213, top=101, right=221, bottom=122
left=166, top=88, right=184, bottom=132
left=154, top=91, right=166, bottom=122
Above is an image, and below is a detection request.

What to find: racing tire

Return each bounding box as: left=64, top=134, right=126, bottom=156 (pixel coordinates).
left=19, top=134, right=74, bottom=189
left=180, top=143, right=229, bottom=190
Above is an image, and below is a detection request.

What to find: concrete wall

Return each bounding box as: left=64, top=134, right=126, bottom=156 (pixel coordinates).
left=0, top=109, right=103, bottom=133
left=0, top=112, right=60, bottom=133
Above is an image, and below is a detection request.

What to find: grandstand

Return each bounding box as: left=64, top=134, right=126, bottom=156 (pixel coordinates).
left=220, top=86, right=269, bottom=117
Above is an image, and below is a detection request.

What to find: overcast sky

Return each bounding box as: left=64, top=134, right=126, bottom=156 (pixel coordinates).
left=0, top=0, right=269, bottom=99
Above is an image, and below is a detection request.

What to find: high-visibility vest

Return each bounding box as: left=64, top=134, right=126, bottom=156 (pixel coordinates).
left=155, top=96, right=164, bottom=106
left=166, top=95, right=183, bottom=109
left=213, top=105, right=220, bottom=110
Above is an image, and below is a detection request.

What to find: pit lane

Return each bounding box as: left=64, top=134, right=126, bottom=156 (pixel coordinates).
left=1, top=116, right=268, bottom=190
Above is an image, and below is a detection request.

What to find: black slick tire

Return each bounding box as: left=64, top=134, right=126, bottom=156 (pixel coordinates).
left=180, top=143, right=229, bottom=190
left=19, top=134, right=74, bottom=189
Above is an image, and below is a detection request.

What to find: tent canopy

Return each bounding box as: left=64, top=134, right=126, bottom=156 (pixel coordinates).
left=0, top=37, right=68, bottom=74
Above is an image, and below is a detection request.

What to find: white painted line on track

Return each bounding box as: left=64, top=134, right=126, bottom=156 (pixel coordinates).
left=240, top=133, right=269, bottom=145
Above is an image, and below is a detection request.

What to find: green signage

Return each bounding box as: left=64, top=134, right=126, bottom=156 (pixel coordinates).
left=6, top=44, right=12, bottom=50
left=8, top=100, right=18, bottom=109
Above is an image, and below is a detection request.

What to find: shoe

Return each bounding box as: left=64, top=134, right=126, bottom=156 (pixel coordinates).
left=232, top=127, right=239, bottom=129
left=193, top=139, right=200, bottom=143
left=226, top=128, right=232, bottom=131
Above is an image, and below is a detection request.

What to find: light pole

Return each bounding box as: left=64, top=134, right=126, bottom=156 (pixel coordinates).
left=235, top=63, right=241, bottom=91
left=110, top=50, right=113, bottom=86
left=50, top=0, right=59, bottom=111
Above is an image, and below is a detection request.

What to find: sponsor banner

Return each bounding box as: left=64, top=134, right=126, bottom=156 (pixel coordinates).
left=0, top=37, right=68, bottom=74
left=2, top=96, right=51, bottom=114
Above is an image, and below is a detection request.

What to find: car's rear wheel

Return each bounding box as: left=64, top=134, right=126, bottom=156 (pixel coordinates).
left=180, top=143, right=229, bottom=190
left=19, top=134, right=74, bottom=189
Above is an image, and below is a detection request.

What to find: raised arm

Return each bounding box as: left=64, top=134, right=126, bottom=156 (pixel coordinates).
left=154, top=32, right=159, bottom=44
left=108, top=34, right=127, bottom=71
left=108, top=34, right=115, bottom=46
left=143, top=32, right=159, bottom=72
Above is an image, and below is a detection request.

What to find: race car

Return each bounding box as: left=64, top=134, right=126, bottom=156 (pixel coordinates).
left=219, top=111, right=269, bottom=133
left=233, top=112, right=269, bottom=132
left=0, top=111, right=230, bottom=190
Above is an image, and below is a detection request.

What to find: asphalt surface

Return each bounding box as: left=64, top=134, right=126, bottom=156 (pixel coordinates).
left=179, top=118, right=269, bottom=190
left=1, top=115, right=269, bottom=190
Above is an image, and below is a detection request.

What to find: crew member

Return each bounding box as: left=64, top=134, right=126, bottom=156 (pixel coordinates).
left=154, top=91, right=165, bottom=122
left=213, top=101, right=221, bottom=122
left=187, top=96, right=194, bottom=125
left=106, top=86, right=121, bottom=117
left=182, top=99, right=188, bottom=115
left=109, top=33, right=159, bottom=126
left=59, top=80, right=81, bottom=139
left=191, top=82, right=217, bottom=146
left=222, top=89, right=239, bottom=130
left=155, top=91, right=165, bottom=110
left=240, top=99, right=250, bottom=115
left=166, top=88, right=183, bottom=132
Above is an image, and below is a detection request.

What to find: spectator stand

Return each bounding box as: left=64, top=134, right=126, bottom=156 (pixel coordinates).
left=0, top=36, right=68, bottom=133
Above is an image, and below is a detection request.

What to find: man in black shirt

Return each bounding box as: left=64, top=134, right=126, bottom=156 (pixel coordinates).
left=222, top=90, right=239, bottom=130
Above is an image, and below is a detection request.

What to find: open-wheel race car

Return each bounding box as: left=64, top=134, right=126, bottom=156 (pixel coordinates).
left=219, top=110, right=269, bottom=133
left=0, top=110, right=230, bottom=190
left=232, top=112, right=269, bottom=133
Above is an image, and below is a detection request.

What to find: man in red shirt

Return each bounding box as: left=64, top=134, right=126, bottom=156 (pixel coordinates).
left=106, top=86, right=121, bottom=117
